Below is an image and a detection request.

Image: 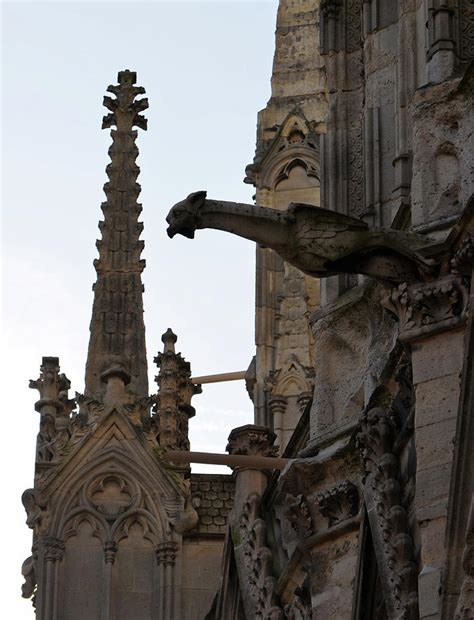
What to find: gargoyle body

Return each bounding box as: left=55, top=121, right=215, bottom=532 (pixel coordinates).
left=166, top=192, right=436, bottom=285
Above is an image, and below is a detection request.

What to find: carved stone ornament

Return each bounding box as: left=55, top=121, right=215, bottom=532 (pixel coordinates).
left=382, top=275, right=469, bottom=341
left=167, top=192, right=438, bottom=286
left=244, top=110, right=320, bottom=189
left=357, top=406, right=418, bottom=619
left=155, top=541, right=179, bottom=566
left=153, top=328, right=202, bottom=451
left=43, top=536, right=66, bottom=562
left=227, top=424, right=279, bottom=458
left=22, top=488, right=49, bottom=537
left=320, top=0, right=342, bottom=19
left=283, top=493, right=313, bottom=540
left=284, top=577, right=312, bottom=620
left=238, top=493, right=284, bottom=619
left=451, top=232, right=474, bottom=277
left=21, top=555, right=37, bottom=603
left=317, top=481, right=359, bottom=527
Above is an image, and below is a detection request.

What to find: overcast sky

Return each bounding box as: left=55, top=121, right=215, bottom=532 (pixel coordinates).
left=1, top=1, right=277, bottom=615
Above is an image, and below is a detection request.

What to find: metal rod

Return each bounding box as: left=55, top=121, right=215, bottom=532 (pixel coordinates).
left=162, top=450, right=290, bottom=470
left=190, top=370, right=247, bottom=385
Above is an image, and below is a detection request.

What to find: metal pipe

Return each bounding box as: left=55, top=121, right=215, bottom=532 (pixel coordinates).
left=162, top=450, right=290, bottom=470
left=190, top=370, right=247, bottom=385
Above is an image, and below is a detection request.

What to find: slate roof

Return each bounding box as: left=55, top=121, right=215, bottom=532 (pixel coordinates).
left=189, top=473, right=235, bottom=535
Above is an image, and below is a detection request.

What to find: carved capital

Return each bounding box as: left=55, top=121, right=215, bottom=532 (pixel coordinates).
left=104, top=541, right=117, bottom=564
left=269, top=395, right=287, bottom=416
left=382, top=275, right=468, bottom=341
left=321, top=0, right=342, bottom=18
left=227, top=424, right=278, bottom=458
left=43, top=537, right=65, bottom=562
left=317, top=481, right=359, bottom=527
left=155, top=541, right=178, bottom=566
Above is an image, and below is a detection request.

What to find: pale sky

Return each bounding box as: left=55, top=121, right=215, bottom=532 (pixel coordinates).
left=1, top=1, right=277, bottom=615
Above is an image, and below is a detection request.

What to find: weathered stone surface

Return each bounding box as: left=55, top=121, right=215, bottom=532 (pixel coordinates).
left=167, top=192, right=439, bottom=285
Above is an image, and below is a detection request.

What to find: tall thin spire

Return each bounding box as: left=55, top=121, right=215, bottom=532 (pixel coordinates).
left=85, top=70, right=149, bottom=399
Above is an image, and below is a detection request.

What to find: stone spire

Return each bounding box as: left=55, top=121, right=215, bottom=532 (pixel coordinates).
left=85, top=70, right=149, bottom=400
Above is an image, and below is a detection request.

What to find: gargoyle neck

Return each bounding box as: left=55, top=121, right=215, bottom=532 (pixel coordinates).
left=196, top=200, right=289, bottom=249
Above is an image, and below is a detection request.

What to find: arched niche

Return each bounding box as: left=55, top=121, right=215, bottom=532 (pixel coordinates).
left=60, top=515, right=105, bottom=619
left=111, top=517, right=159, bottom=619
left=273, top=158, right=320, bottom=211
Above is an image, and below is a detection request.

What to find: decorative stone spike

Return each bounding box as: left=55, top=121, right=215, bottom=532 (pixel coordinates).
left=153, top=329, right=202, bottom=451
left=85, top=71, right=149, bottom=400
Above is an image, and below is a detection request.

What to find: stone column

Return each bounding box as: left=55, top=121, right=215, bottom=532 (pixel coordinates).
left=226, top=425, right=279, bottom=517
left=269, top=395, right=287, bottom=451
left=41, top=536, right=65, bottom=620
left=427, top=1, right=457, bottom=83
left=103, top=541, right=117, bottom=618
left=156, top=541, right=179, bottom=620
left=226, top=425, right=280, bottom=618
left=383, top=274, right=469, bottom=619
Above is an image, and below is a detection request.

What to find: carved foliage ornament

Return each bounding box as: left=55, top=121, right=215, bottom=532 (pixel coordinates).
left=239, top=493, right=284, bottom=619
left=381, top=275, right=468, bottom=341
left=284, top=493, right=313, bottom=540
left=317, top=481, right=359, bottom=527
left=357, top=406, right=418, bottom=618
left=227, top=425, right=279, bottom=458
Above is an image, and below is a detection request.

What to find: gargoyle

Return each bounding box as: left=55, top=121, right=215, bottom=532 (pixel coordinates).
left=166, top=191, right=437, bottom=285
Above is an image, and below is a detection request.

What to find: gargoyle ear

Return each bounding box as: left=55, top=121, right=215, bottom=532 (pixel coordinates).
left=187, top=190, right=207, bottom=210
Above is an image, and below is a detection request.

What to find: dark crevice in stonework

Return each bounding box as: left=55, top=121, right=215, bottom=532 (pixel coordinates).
left=356, top=514, right=388, bottom=620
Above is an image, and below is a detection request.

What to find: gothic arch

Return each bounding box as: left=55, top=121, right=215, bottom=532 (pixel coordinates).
left=50, top=447, right=176, bottom=539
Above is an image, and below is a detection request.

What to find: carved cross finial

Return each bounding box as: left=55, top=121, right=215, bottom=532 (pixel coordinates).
left=102, top=70, right=148, bottom=131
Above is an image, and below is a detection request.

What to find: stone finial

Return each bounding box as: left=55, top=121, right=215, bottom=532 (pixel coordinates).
left=102, top=70, right=148, bottom=132
left=226, top=424, right=279, bottom=458
left=30, top=358, right=75, bottom=466
left=29, top=357, right=72, bottom=415
left=153, top=329, right=201, bottom=451
left=161, top=328, right=178, bottom=353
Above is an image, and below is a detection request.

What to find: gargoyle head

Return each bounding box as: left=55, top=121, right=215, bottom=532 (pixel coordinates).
left=166, top=190, right=207, bottom=239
